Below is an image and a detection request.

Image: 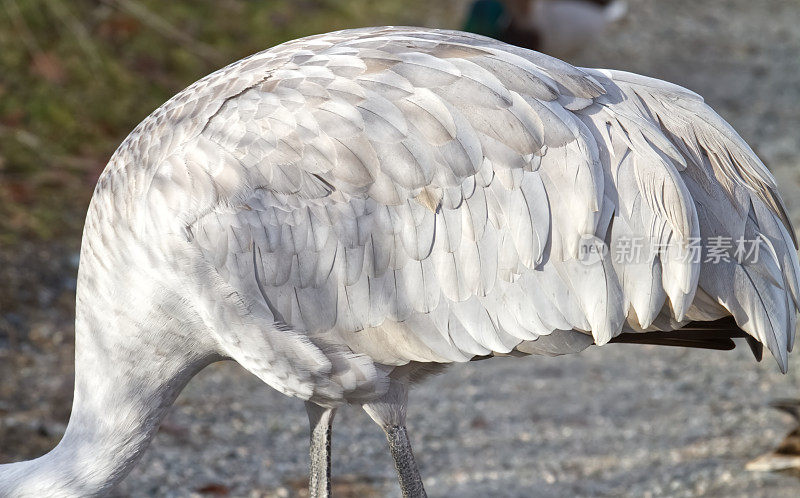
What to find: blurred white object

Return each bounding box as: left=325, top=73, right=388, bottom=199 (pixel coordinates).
left=530, top=0, right=628, bottom=56
left=463, top=0, right=627, bottom=57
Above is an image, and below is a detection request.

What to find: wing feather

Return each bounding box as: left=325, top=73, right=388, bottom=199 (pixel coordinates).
left=148, top=28, right=798, bottom=375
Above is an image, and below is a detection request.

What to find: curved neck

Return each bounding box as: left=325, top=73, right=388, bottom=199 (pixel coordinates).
left=0, top=359, right=208, bottom=497
left=0, top=273, right=218, bottom=497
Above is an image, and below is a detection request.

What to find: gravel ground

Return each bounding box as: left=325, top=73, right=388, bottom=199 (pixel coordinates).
left=4, top=0, right=800, bottom=496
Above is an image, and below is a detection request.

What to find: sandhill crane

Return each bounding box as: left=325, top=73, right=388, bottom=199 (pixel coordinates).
left=1, top=26, right=798, bottom=497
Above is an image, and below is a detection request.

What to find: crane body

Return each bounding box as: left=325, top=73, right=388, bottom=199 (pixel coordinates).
left=1, top=27, right=798, bottom=497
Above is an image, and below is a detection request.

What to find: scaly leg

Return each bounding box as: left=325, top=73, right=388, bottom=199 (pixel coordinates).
left=384, top=424, right=426, bottom=497
left=363, top=378, right=427, bottom=498
left=306, top=402, right=335, bottom=498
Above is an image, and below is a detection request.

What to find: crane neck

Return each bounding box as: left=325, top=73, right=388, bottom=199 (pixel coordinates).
left=0, top=267, right=218, bottom=497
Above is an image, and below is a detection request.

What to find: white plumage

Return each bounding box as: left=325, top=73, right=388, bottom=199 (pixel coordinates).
left=1, top=27, right=797, bottom=497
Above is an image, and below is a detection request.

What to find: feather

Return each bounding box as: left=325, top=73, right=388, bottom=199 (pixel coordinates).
left=357, top=92, right=408, bottom=143
left=313, top=100, right=365, bottom=138
left=127, top=26, right=799, bottom=385
left=399, top=88, right=457, bottom=145
left=390, top=51, right=461, bottom=87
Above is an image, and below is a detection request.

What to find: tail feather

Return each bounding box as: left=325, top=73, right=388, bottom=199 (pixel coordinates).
left=610, top=317, right=761, bottom=356
left=587, top=68, right=799, bottom=372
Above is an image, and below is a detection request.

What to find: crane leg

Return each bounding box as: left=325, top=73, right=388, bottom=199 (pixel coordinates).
left=306, top=401, right=336, bottom=498
left=384, top=424, right=426, bottom=497
left=363, top=378, right=427, bottom=497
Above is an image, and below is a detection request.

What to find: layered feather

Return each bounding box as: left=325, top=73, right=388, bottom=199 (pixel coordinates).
left=99, top=27, right=800, bottom=402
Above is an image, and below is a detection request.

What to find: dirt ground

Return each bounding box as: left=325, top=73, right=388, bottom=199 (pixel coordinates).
left=3, top=0, right=800, bottom=496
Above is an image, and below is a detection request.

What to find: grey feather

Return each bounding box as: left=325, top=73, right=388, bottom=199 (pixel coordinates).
left=99, top=27, right=799, bottom=402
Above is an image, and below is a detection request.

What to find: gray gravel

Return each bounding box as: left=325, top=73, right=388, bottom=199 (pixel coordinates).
left=120, top=346, right=800, bottom=497
left=5, top=0, right=800, bottom=497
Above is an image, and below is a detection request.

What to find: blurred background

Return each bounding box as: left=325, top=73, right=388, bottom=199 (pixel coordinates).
left=1, top=0, right=800, bottom=496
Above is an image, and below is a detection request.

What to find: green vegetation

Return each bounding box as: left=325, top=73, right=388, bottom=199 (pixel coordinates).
left=0, top=0, right=456, bottom=244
